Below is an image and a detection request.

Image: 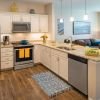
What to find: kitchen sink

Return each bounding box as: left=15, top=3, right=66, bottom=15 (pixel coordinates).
left=57, top=46, right=75, bottom=50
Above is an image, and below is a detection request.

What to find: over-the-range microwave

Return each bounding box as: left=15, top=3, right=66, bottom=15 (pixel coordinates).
left=12, top=22, right=31, bottom=33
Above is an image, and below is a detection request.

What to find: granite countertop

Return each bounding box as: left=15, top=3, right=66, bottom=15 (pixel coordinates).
left=32, top=42, right=100, bottom=62
left=1, top=42, right=100, bottom=62
left=1, top=44, right=13, bottom=48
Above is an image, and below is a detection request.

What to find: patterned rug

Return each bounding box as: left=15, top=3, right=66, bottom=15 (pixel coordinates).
left=32, top=71, right=71, bottom=97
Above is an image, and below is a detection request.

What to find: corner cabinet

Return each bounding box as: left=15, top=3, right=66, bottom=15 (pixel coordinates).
left=34, top=45, right=41, bottom=63
left=0, top=13, right=12, bottom=33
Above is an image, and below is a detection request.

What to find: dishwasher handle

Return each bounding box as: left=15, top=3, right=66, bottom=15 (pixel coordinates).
left=68, top=54, right=87, bottom=64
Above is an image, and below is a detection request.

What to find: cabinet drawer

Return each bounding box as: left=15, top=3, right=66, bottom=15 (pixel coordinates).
left=1, top=61, right=13, bottom=69
left=1, top=56, right=13, bottom=62
left=1, top=52, right=13, bottom=57
left=46, top=47, right=51, bottom=53
left=51, top=49, right=60, bottom=55
left=58, top=51, right=68, bottom=58
left=1, top=48, right=13, bottom=53
left=51, top=49, right=68, bottom=58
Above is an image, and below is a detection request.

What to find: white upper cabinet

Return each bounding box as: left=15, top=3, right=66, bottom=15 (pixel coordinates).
left=0, top=13, right=12, bottom=33
left=12, top=13, right=31, bottom=22
left=12, top=14, right=21, bottom=22
left=0, top=13, right=48, bottom=33
left=22, top=14, right=31, bottom=22
left=31, top=14, right=40, bottom=33
left=40, top=15, right=48, bottom=33
left=31, top=14, right=48, bottom=33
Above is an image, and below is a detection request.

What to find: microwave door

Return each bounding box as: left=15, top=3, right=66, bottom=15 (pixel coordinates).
left=12, top=23, right=31, bottom=33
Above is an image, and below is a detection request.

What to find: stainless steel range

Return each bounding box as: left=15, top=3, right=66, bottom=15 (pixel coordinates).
left=14, top=44, right=34, bottom=70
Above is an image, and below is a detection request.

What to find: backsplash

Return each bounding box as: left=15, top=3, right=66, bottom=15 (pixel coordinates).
left=1, top=33, right=51, bottom=42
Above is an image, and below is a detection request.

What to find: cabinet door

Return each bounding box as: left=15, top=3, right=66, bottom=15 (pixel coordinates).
left=34, top=45, right=41, bottom=63
left=44, top=47, right=51, bottom=69
left=1, top=61, right=13, bottom=69
left=0, top=13, right=12, bottom=33
left=39, top=15, right=48, bottom=33
left=12, top=14, right=22, bottom=22
left=40, top=46, right=46, bottom=66
left=12, top=14, right=30, bottom=22
left=31, top=14, right=39, bottom=32
left=22, top=14, right=31, bottom=22
left=59, top=57, right=68, bottom=81
left=40, top=46, right=51, bottom=69
left=51, top=54, right=59, bottom=74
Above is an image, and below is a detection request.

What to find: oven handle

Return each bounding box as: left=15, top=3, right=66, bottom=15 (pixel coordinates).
left=15, top=48, right=33, bottom=51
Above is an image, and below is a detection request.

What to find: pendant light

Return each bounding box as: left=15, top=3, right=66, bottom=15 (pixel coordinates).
left=83, top=0, right=88, bottom=20
left=70, top=0, right=74, bottom=22
left=59, top=0, right=64, bottom=23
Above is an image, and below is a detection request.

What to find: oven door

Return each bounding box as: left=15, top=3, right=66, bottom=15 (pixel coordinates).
left=14, top=46, right=33, bottom=65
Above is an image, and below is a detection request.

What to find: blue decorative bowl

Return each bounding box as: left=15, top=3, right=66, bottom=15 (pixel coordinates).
left=20, top=40, right=29, bottom=45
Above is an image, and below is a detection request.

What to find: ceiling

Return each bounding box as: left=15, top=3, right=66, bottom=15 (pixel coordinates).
left=18, top=0, right=53, bottom=4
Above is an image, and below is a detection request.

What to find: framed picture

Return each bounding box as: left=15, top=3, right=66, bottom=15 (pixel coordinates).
left=73, top=21, right=91, bottom=35
left=57, top=19, right=64, bottom=35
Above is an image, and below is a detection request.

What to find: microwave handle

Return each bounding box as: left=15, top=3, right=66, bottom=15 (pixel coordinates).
left=27, top=23, right=31, bottom=30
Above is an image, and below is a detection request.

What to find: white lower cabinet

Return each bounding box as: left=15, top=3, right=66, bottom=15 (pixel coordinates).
left=59, top=57, right=68, bottom=81
left=1, top=47, right=13, bottom=70
left=34, top=45, right=41, bottom=63
left=40, top=46, right=51, bottom=69
left=34, top=45, right=51, bottom=69
left=34, top=45, right=68, bottom=81
left=51, top=54, right=59, bottom=74
left=51, top=49, right=68, bottom=81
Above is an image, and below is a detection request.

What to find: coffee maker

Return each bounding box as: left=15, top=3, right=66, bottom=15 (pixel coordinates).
left=3, top=36, right=10, bottom=45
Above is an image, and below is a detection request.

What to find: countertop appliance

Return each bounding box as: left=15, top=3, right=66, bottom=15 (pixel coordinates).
left=68, top=54, right=88, bottom=95
left=3, top=36, right=10, bottom=45
left=14, top=43, right=34, bottom=70
left=12, top=22, right=31, bottom=33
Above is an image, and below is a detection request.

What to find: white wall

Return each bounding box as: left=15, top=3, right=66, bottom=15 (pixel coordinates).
left=53, top=0, right=100, bottom=42
left=0, top=0, right=45, bottom=14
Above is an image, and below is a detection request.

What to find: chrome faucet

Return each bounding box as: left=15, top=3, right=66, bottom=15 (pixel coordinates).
left=67, top=36, right=73, bottom=49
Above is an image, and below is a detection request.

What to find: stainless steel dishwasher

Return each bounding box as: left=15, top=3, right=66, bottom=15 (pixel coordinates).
left=68, top=54, right=88, bottom=95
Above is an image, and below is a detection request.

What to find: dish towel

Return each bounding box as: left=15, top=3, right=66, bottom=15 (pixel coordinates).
left=25, top=48, right=30, bottom=58
left=19, top=49, right=24, bottom=58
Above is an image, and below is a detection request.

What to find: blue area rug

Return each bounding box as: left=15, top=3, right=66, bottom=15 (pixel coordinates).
left=32, top=71, right=71, bottom=97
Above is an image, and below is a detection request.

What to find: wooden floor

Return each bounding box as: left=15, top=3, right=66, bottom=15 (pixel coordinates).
left=0, top=65, right=87, bottom=100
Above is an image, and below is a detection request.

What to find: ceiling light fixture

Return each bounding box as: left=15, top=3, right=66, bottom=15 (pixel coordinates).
left=59, top=0, right=64, bottom=23
left=83, top=0, right=88, bottom=20
left=70, top=0, right=74, bottom=22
